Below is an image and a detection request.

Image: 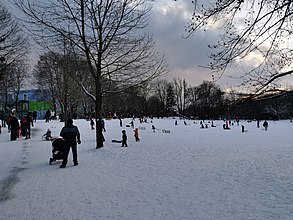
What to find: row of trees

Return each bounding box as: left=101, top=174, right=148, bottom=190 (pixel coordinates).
left=0, top=4, right=29, bottom=111
left=33, top=51, right=293, bottom=121
left=33, top=51, right=225, bottom=119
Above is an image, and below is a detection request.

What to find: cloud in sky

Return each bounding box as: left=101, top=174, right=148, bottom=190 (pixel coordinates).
left=148, top=1, right=217, bottom=86
left=147, top=0, right=244, bottom=88
left=5, top=0, right=269, bottom=90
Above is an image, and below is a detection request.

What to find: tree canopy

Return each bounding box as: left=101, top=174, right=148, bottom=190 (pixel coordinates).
left=187, top=0, right=293, bottom=96
left=0, top=4, right=28, bottom=74
left=14, top=0, right=167, bottom=148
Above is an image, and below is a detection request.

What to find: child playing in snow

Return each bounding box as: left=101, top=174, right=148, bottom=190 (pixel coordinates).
left=44, top=129, right=52, bottom=141
left=134, top=128, right=140, bottom=142
left=121, top=130, right=127, bottom=147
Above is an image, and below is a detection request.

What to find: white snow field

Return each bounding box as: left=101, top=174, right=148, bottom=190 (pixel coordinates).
left=0, top=118, right=292, bottom=220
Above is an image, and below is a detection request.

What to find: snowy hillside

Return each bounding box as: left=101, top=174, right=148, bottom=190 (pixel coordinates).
left=0, top=118, right=292, bottom=220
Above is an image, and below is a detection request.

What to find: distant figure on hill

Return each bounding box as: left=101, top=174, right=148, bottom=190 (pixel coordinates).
left=45, top=109, right=51, bottom=122
left=134, top=128, right=140, bottom=142
left=121, top=130, right=128, bottom=147
left=241, top=125, right=248, bottom=132
left=263, top=120, right=268, bottom=130
left=223, top=123, right=230, bottom=130
left=152, top=125, right=156, bottom=132
left=0, top=111, right=7, bottom=128
left=101, top=119, right=106, bottom=132
left=175, top=120, right=178, bottom=125
left=32, top=111, right=37, bottom=122
left=90, top=118, right=95, bottom=130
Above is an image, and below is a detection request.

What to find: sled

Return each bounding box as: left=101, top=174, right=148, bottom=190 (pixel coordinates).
left=162, top=129, right=170, bottom=133
left=112, top=140, right=122, bottom=143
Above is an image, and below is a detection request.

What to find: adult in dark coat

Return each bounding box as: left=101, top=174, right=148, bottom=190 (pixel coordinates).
left=9, top=113, right=19, bottom=141
left=59, top=119, right=81, bottom=168
left=0, top=111, right=7, bottom=128
left=32, top=111, right=37, bottom=122
left=121, top=130, right=127, bottom=147
left=45, top=109, right=51, bottom=122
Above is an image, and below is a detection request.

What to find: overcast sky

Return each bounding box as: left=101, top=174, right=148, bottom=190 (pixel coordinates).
left=149, top=1, right=219, bottom=86
left=147, top=0, right=252, bottom=90
left=4, top=0, right=252, bottom=90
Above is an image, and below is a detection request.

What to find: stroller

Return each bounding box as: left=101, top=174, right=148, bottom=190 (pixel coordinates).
left=49, top=138, right=65, bottom=165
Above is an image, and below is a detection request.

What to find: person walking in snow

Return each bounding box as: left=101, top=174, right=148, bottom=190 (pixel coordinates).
left=59, top=118, right=81, bottom=168
left=9, top=111, right=19, bottom=141
left=121, top=130, right=127, bottom=147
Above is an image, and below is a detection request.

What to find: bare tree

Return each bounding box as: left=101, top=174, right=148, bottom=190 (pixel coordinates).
left=186, top=86, right=199, bottom=117
left=152, top=79, right=169, bottom=117
left=0, top=61, right=29, bottom=111
left=187, top=0, right=293, bottom=96
left=173, top=78, right=188, bottom=118
left=196, top=81, right=224, bottom=119
left=15, top=0, right=168, bottom=148
left=33, top=51, right=85, bottom=120
left=0, top=4, right=28, bottom=74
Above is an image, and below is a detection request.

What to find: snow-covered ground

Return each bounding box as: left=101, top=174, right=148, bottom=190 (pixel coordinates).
left=0, top=118, right=292, bottom=220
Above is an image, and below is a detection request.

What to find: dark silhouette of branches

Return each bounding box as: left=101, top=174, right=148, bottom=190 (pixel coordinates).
left=0, top=4, right=28, bottom=74
left=186, top=0, right=293, bottom=94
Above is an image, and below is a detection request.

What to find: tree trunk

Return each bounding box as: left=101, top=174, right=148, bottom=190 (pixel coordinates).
left=95, top=73, right=104, bottom=149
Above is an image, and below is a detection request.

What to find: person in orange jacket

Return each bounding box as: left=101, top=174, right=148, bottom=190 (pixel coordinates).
left=134, top=128, right=140, bottom=142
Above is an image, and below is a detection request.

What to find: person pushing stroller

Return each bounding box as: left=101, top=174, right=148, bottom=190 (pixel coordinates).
left=59, top=118, right=81, bottom=168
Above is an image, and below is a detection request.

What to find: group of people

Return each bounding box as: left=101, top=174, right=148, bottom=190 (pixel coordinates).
left=120, top=127, right=140, bottom=147
left=0, top=110, right=39, bottom=141
left=3, top=110, right=35, bottom=141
